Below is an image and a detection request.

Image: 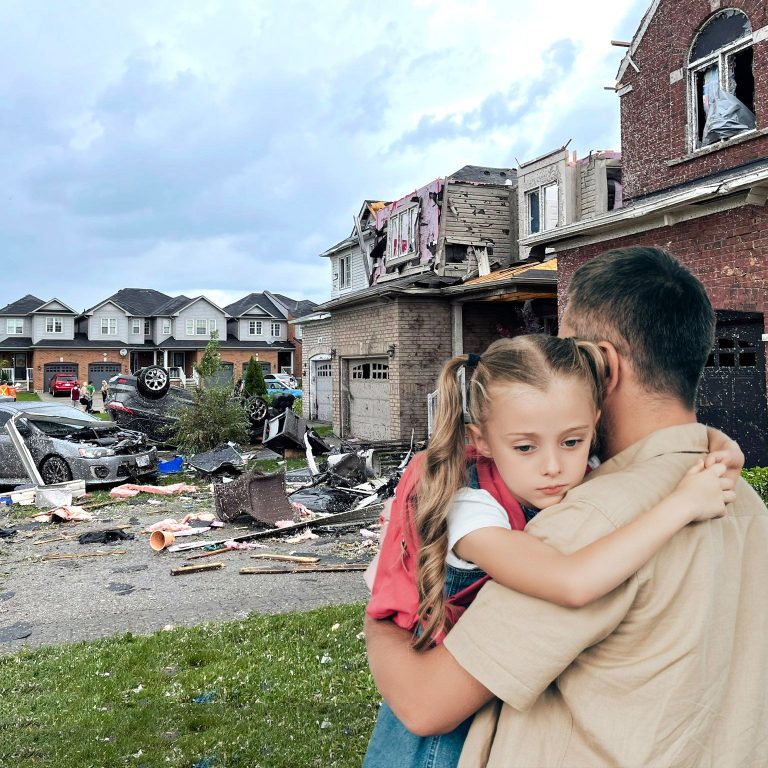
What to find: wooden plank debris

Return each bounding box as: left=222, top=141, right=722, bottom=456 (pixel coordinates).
left=240, top=563, right=369, bottom=575
left=171, top=562, right=225, bottom=576
left=41, top=550, right=127, bottom=561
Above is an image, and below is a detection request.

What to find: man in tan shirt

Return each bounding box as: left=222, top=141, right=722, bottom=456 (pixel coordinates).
left=366, top=247, right=768, bottom=767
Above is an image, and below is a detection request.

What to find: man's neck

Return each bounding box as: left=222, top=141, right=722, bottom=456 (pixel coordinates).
left=601, top=393, right=697, bottom=459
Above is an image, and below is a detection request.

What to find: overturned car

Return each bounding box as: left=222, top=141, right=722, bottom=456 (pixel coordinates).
left=105, top=366, right=270, bottom=445
left=0, top=402, right=158, bottom=487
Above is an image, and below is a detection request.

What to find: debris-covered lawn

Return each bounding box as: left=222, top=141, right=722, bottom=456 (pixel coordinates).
left=0, top=453, right=386, bottom=653
left=0, top=602, right=380, bottom=767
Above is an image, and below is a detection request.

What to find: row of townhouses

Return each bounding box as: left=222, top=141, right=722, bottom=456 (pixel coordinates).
left=0, top=289, right=316, bottom=391
left=296, top=0, right=768, bottom=466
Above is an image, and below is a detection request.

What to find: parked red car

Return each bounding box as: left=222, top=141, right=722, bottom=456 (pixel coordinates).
left=48, top=373, right=79, bottom=397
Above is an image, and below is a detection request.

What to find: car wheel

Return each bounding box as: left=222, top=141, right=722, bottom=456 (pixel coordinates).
left=136, top=366, right=170, bottom=399
left=244, top=395, right=269, bottom=425
left=40, top=455, right=73, bottom=484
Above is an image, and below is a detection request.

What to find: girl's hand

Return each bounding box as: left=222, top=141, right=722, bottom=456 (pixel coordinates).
left=705, top=427, right=744, bottom=486
left=671, top=460, right=736, bottom=523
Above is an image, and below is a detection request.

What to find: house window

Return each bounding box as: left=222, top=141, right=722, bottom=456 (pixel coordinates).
left=387, top=205, right=419, bottom=261
left=6, top=319, right=23, bottom=335
left=132, top=320, right=141, bottom=334
left=339, top=256, right=352, bottom=288
left=689, top=9, right=754, bottom=149
left=271, top=322, right=281, bottom=337
left=144, top=320, right=151, bottom=335
left=186, top=319, right=218, bottom=336
left=101, top=318, right=117, bottom=335
left=45, top=317, right=63, bottom=334
left=248, top=320, right=262, bottom=335
left=295, top=325, right=303, bottom=340
left=527, top=183, right=559, bottom=234
left=162, top=319, right=171, bottom=335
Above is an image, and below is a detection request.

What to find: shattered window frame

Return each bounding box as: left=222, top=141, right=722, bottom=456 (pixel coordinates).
left=6, top=318, right=23, bottom=335
left=386, top=203, right=419, bottom=263
left=45, top=317, right=63, bottom=334
left=688, top=9, right=754, bottom=150
left=100, top=317, right=117, bottom=335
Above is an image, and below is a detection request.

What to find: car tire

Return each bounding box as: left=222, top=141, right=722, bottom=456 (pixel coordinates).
left=244, top=395, right=269, bottom=426
left=136, top=366, right=170, bottom=399
left=40, top=455, right=73, bottom=484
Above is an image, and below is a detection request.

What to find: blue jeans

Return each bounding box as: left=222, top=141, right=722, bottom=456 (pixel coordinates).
left=364, top=565, right=486, bottom=768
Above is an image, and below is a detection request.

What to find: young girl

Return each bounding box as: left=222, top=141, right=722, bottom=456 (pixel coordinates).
left=364, top=335, right=737, bottom=768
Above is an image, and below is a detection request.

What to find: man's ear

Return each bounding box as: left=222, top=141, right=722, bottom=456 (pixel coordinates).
left=466, top=423, right=493, bottom=458
left=597, top=341, right=621, bottom=397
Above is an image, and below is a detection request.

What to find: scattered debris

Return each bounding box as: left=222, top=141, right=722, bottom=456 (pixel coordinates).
left=31, top=505, right=94, bottom=524
left=170, top=562, right=224, bottom=576
left=110, top=482, right=198, bottom=498
left=250, top=553, right=320, bottom=564
left=284, top=529, right=320, bottom=544
left=42, top=550, right=127, bottom=561
left=149, top=530, right=176, bottom=551
left=213, top=470, right=298, bottom=526
left=158, top=456, right=183, bottom=474
left=240, top=563, right=368, bottom=575
left=188, top=444, right=245, bottom=475
left=78, top=528, right=134, bottom=545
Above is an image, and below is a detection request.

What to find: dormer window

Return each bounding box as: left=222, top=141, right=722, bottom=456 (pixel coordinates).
left=689, top=9, right=755, bottom=149
left=339, top=256, right=351, bottom=289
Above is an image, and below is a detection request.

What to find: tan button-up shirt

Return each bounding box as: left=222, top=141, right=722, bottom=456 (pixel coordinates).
left=445, top=424, right=768, bottom=768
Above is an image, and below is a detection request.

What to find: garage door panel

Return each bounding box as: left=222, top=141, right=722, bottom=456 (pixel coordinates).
left=348, top=359, right=389, bottom=440
left=88, top=363, right=122, bottom=384
left=43, top=363, right=79, bottom=391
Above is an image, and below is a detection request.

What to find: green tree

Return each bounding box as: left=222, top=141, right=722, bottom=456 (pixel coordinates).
left=194, top=331, right=222, bottom=386
left=243, top=356, right=267, bottom=398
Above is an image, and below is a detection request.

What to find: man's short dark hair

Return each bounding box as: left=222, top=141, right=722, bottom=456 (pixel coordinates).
left=563, top=246, right=715, bottom=407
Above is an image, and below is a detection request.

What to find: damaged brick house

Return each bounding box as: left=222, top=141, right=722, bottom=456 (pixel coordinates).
left=518, top=0, right=768, bottom=464
left=0, top=288, right=314, bottom=391
left=297, top=166, right=559, bottom=440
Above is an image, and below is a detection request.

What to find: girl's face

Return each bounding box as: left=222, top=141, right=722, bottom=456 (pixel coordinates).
left=468, top=376, right=599, bottom=511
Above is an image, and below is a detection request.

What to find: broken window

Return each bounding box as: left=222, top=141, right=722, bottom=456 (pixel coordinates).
left=339, top=255, right=351, bottom=288
left=386, top=204, right=419, bottom=262
left=351, top=362, right=389, bottom=380
left=607, top=166, right=623, bottom=210
left=6, top=319, right=23, bottom=335
left=689, top=9, right=755, bottom=148
left=100, top=317, right=117, bottom=335
left=526, top=183, right=559, bottom=234
left=45, top=317, right=63, bottom=334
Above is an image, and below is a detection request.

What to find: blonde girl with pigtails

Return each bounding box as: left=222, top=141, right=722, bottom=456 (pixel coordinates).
left=364, top=334, right=740, bottom=768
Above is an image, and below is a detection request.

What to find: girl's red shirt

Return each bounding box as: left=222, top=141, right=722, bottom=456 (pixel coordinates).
left=366, top=447, right=526, bottom=641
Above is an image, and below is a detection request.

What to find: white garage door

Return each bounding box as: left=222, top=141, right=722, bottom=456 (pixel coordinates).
left=348, top=359, right=390, bottom=440
left=313, top=360, right=333, bottom=422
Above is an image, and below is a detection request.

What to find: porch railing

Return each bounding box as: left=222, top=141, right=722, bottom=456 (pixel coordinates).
left=1, top=368, right=32, bottom=391
left=168, top=367, right=187, bottom=388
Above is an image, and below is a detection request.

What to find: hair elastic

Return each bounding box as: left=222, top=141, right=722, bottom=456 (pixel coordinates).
left=465, top=353, right=482, bottom=369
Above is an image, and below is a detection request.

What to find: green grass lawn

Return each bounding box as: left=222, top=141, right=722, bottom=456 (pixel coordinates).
left=0, top=603, right=380, bottom=767
left=15, top=391, right=41, bottom=402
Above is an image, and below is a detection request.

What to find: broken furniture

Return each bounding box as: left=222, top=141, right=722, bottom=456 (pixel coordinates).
left=212, top=469, right=299, bottom=525
left=188, top=444, right=245, bottom=475
left=262, top=410, right=330, bottom=454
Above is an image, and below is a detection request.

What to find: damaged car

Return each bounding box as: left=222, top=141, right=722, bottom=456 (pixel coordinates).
left=0, top=402, right=158, bottom=486
left=105, top=366, right=269, bottom=445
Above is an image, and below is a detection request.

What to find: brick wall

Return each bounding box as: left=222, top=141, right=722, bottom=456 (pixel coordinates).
left=619, top=0, right=768, bottom=200
left=219, top=350, right=280, bottom=379
left=31, top=349, right=130, bottom=390
left=556, top=206, right=768, bottom=321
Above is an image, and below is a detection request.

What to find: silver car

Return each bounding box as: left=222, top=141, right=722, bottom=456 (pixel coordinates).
left=0, top=402, right=158, bottom=487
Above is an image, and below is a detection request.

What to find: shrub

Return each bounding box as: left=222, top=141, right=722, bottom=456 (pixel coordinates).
left=194, top=331, right=222, bottom=386
left=742, top=467, right=768, bottom=504
left=243, top=356, right=267, bottom=398
left=169, top=387, right=250, bottom=454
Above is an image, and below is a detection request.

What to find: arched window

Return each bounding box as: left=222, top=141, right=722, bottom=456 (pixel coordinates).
left=688, top=9, right=755, bottom=148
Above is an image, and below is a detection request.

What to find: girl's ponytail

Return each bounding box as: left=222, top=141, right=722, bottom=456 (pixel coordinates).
left=413, top=354, right=473, bottom=650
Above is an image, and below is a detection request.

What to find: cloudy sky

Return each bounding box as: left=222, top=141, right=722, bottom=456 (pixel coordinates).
left=1, top=0, right=647, bottom=312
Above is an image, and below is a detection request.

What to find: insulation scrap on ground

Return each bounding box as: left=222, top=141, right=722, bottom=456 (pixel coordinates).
left=109, top=482, right=198, bottom=498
